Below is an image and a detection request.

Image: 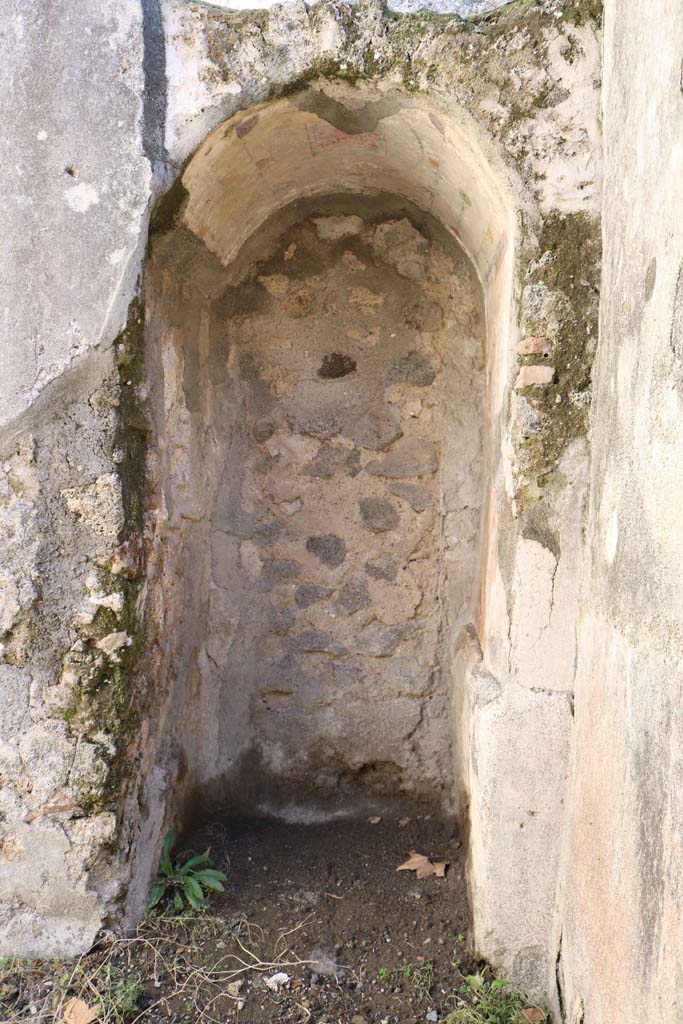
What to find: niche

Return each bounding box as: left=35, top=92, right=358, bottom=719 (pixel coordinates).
left=140, top=84, right=513, bottom=837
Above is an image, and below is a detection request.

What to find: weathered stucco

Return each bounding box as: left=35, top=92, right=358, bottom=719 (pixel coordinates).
left=0, top=0, right=153, bottom=431
left=556, top=2, right=683, bottom=1021
left=0, top=0, right=614, bottom=1011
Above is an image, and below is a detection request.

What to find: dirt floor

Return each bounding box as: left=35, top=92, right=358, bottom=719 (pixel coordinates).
left=183, top=813, right=470, bottom=1024
left=0, top=814, right=548, bottom=1023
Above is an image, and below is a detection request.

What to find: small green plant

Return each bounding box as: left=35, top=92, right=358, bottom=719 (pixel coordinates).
left=404, top=958, right=434, bottom=1000
left=446, top=971, right=547, bottom=1023
left=381, top=958, right=434, bottom=1000
left=89, top=965, right=143, bottom=1023
left=148, top=830, right=227, bottom=912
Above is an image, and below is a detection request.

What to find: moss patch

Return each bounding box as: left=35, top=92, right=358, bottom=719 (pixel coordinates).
left=115, top=295, right=148, bottom=534
left=472, top=0, right=601, bottom=29
left=516, top=211, right=601, bottom=504
left=62, top=570, right=145, bottom=815
left=200, top=6, right=269, bottom=86
left=63, top=293, right=149, bottom=814
left=562, top=0, right=603, bottom=29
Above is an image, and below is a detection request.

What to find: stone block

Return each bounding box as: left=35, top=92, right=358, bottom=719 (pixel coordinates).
left=336, top=574, right=371, bottom=614
left=306, top=534, right=347, bottom=567
left=295, top=584, right=333, bottom=608
left=390, top=482, right=433, bottom=512
left=354, top=623, right=414, bottom=657
left=312, top=215, right=364, bottom=241
left=402, top=298, right=443, bottom=331
left=468, top=680, right=572, bottom=998
left=364, top=553, right=399, bottom=581
left=366, top=438, right=438, bottom=478
left=517, top=336, right=551, bottom=356
left=344, top=406, right=402, bottom=450
left=291, top=413, right=340, bottom=439
left=382, top=655, right=432, bottom=696
left=359, top=497, right=400, bottom=532
left=304, top=443, right=351, bottom=478
left=515, top=365, right=556, bottom=388
left=386, top=351, right=436, bottom=387
left=285, top=630, right=347, bottom=656
left=0, top=0, right=151, bottom=430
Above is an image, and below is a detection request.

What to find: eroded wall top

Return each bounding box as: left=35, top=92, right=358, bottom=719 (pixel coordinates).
left=192, top=0, right=509, bottom=15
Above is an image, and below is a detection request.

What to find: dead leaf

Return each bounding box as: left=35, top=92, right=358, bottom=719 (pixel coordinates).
left=62, top=997, right=99, bottom=1024
left=368, top=816, right=381, bottom=825
left=521, top=1010, right=546, bottom=1023
left=396, top=851, right=449, bottom=880
left=227, top=980, right=243, bottom=998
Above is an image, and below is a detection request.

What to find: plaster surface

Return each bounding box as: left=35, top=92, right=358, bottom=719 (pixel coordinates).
left=557, top=2, right=683, bottom=1021
left=0, top=0, right=152, bottom=431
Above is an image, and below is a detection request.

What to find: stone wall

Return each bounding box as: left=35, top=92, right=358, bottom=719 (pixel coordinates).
left=143, top=202, right=485, bottom=819
left=556, top=2, right=683, bottom=1021
left=0, top=0, right=152, bottom=956
left=0, top=0, right=605, bottom=1005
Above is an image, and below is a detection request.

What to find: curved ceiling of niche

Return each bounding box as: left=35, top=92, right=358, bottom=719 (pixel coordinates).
left=181, top=83, right=514, bottom=287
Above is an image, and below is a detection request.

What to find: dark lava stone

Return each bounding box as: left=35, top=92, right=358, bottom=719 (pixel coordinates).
left=318, top=353, right=357, bottom=379
left=306, top=534, right=347, bottom=567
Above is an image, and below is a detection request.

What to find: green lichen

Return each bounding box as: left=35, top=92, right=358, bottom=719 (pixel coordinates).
left=59, top=572, right=143, bottom=811
left=472, top=0, right=601, bottom=31
left=64, top=571, right=145, bottom=815
left=62, top=293, right=149, bottom=815
left=192, top=0, right=584, bottom=111
left=472, top=0, right=535, bottom=17
left=384, top=11, right=459, bottom=87
left=272, top=57, right=366, bottom=99
left=516, top=211, right=601, bottom=505
left=381, top=0, right=577, bottom=101
left=469, top=4, right=548, bottom=48
left=201, top=7, right=269, bottom=85
left=562, top=0, right=603, bottom=29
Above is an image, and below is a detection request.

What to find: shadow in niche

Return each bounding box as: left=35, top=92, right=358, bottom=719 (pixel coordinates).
left=145, top=190, right=486, bottom=845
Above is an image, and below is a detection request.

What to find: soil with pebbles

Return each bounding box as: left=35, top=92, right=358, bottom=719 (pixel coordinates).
left=172, top=813, right=474, bottom=1024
